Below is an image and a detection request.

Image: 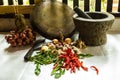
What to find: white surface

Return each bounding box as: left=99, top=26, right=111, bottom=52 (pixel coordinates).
left=0, top=33, right=120, bottom=80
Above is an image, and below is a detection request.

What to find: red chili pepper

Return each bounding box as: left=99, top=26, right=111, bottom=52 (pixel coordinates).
left=90, top=66, right=99, bottom=75
left=75, top=60, right=81, bottom=70
left=65, top=56, right=70, bottom=64
left=58, top=48, right=81, bottom=73
left=66, top=64, right=70, bottom=70
left=81, top=61, right=88, bottom=71
left=65, top=48, right=72, bottom=54
left=71, top=64, right=76, bottom=73
left=52, top=47, right=99, bottom=77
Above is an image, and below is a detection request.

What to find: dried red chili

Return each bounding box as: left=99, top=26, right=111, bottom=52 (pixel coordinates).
left=56, top=48, right=90, bottom=73
left=90, top=66, right=99, bottom=75
left=58, top=48, right=81, bottom=73
left=53, top=47, right=99, bottom=77
left=81, top=61, right=88, bottom=71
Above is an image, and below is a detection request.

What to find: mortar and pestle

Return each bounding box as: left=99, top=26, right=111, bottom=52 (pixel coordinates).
left=73, top=6, right=115, bottom=46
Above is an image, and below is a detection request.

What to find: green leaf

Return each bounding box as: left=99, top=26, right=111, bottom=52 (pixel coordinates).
left=78, top=53, right=93, bottom=59
left=35, top=68, right=41, bottom=76
left=51, top=66, right=60, bottom=75
left=61, top=69, right=65, bottom=75
left=55, top=73, right=61, bottom=79
left=30, top=49, right=60, bottom=78
left=35, top=64, right=41, bottom=76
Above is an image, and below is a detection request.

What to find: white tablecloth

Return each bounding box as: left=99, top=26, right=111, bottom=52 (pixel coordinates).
left=0, top=33, right=120, bottom=80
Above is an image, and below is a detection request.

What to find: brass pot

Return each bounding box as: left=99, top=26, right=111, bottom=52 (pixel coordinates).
left=30, top=0, right=75, bottom=39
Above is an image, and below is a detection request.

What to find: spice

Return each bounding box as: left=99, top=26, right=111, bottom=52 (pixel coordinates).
left=52, top=39, right=59, bottom=44
left=90, top=66, right=99, bottom=75
left=5, top=28, right=36, bottom=47
left=59, top=48, right=81, bottom=73
left=81, top=61, right=88, bottom=71
left=29, top=38, right=98, bottom=79
left=30, top=50, right=59, bottom=75
left=52, top=48, right=89, bottom=78
left=65, top=38, right=72, bottom=44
